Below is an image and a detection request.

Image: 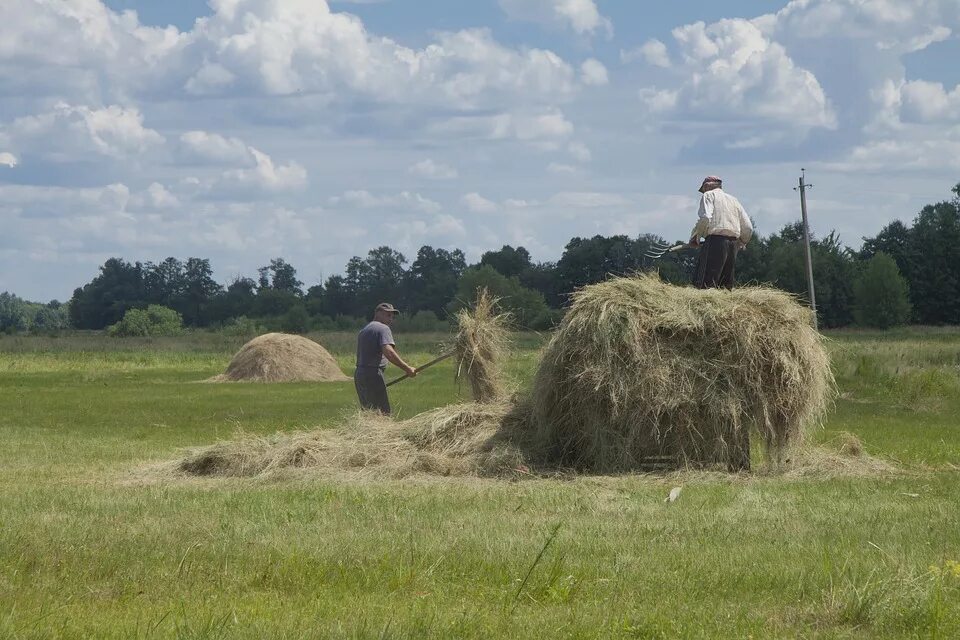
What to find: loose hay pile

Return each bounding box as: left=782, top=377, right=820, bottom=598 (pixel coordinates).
left=528, top=274, right=835, bottom=471
left=208, top=333, right=349, bottom=383
left=178, top=402, right=529, bottom=479
left=452, top=288, right=509, bottom=402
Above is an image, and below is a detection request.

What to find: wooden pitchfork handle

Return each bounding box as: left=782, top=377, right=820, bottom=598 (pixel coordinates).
left=385, top=350, right=456, bottom=387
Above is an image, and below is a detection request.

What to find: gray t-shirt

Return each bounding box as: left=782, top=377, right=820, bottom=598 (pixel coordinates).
left=356, top=321, right=395, bottom=369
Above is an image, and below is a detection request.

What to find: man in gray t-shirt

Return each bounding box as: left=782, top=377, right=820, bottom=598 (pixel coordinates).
left=354, top=302, right=417, bottom=415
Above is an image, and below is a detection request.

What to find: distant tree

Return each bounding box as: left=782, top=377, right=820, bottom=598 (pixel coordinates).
left=480, top=245, right=532, bottom=278
left=179, top=258, right=222, bottom=326
left=108, top=305, right=183, bottom=337
left=451, top=265, right=554, bottom=329
left=32, top=303, right=68, bottom=331
left=143, top=257, right=185, bottom=305
left=907, top=196, right=960, bottom=324
left=556, top=235, right=645, bottom=294
left=853, top=253, right=912, bottom=329
left=259, top=258, right=303, bottom=295
left=208, top=277, right=257, bottom=324
left=68, top=258, right=146, bottom=329
left=0, top=292, right=29, bottom=333
left=406, top=246, right=466, bottom=317
left=320, top=275, right=353, bottom=318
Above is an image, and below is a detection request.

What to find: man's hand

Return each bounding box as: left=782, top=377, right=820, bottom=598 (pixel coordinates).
left=689, top=236, right=700, bottom=248
left=405, top=366, right=418, bottom=378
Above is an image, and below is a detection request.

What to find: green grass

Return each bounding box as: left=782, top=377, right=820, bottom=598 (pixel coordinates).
left=1, top=329, right=959, bottom=639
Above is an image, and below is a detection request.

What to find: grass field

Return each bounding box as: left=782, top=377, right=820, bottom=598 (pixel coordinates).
left=1, top=328, right=959, bottom=639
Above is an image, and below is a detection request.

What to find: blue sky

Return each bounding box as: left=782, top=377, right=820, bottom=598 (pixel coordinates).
left=2, top=0, right=959, bottom=300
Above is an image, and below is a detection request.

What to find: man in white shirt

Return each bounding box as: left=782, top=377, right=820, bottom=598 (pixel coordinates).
left=689, top=175, right=753, bottom=290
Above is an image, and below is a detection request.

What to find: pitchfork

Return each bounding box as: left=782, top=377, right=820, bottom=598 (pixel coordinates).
left=644, top=241, right=689, bottom=260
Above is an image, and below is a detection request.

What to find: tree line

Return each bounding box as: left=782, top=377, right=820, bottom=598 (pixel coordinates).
left=4, top=182, right=958, bottom=334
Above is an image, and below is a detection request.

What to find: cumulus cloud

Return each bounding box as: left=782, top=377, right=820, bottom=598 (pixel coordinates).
left=580, top=59, right=609, bottom=86
left=329, top=190, right=441, bottom=213
left=498, top=0, right=612, bottom=38
left=0, top=152, right=16, bottom=167
left=432, top=108, right=574, bottom=147
left=2, top=103, right=164, bottom=160
left=638, top=19, right=837, bottom=133
left=900, top=80, right=960, bottom=123
left=622, top=39, right=671, bottom=68
left=568, top=142, right=591, bottom=162
left=213, top=149, right=308, bottom=195
left=765, top=0, right=959, bottom=55
left=461, top=192, right=499, bottom=213
left=178, top=131, right=255, bottom=166
left=408, top=159, right=458, bottom=180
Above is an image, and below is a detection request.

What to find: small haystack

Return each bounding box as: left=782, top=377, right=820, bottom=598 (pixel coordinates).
left=452, top=288, right=509, bottom=402
left=527, top=273, right=835, bottom=472
left=209, top=333, right=349, bottom=383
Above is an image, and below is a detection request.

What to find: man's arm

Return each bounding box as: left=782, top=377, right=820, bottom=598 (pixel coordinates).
left=738, top=203, right=753, bottom=246
left=690, top=194, right=711, bottom=245
left=383, top=344, right=417, bottom=377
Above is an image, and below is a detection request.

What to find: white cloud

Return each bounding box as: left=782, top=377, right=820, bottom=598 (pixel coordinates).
left=638, top=19, right=837, bottom=132
left=580, top=59, right=609, bottom=86
left=767, top=0, right=958, bottom=55
left=547, top=162, right=577, bottom=175
left=3, top=103, right=164, bottom=160
left=408, top=159, right=458, bottom=180
left=498, top=0, right=612, bottom=38
left=548, top=191, right=630, bottom=208
left=215, top=149, right=308, bottom=194
left=433, top=108, right=574, bottom=148
left=900, top=80, right=960, bottom=123
left=0, top=152, right=16, bottom=167
left=329, top=190, right=441, bottom=213
left=568, top=142, right=591, bottom=162
left=179, top=131, right=255, bottom=166
left=461, top=192, right=499, bottom=213
left=622, top=39, right=671, bottom=68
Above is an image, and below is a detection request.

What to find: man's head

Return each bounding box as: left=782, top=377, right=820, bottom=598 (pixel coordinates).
left=699, top=175, right=722, bottom=193
left=373, top=302, right=400, bottom=325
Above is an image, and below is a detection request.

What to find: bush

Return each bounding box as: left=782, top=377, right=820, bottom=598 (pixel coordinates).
left=392, top=310, right=450, bottom=333
left=279, top=304, right=310, bottom=334
left=218, top=316, right=266, bottom=337
left=108, top=305, right=183, bottom=337
left=450, top=265, right=552, bottom=329
left=853, top=253, right=912, bottom=329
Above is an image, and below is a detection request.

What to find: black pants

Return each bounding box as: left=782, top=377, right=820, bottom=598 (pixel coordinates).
left=693, top=235, right=739, bottom=290
left=354, top=367, right=391, bottom=415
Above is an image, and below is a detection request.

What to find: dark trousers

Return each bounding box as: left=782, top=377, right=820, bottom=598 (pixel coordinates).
left=693, top=235, right=739, bottom=290
left=354, top=367, right=391, bottom=415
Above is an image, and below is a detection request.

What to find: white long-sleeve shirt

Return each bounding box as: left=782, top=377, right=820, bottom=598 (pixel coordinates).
left=690, top=188, right=753, bottom=244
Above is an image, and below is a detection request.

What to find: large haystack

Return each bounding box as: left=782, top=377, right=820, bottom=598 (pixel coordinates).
left=209, top=333, right=349, bottom=383
left=527, top=273, right=834, bottom=471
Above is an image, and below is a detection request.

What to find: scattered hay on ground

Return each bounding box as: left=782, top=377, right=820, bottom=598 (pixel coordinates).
left=527, top=273, right=835, bottom=472
left=207, top=333, right=349, bottom=383
left=452, top=288, right=510, bottom=403
left=176, top=401, right=530, bottom=479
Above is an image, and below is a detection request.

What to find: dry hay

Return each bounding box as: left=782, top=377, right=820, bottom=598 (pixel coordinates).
left=452, top=288, right=509, bottom=402
left=208, top=332, right=349, bottom=383
left=171, top=274, right=855, bottom=481
left=527, top=273, right=835, bottom=472
left=176, top=401, right=530, bottom=479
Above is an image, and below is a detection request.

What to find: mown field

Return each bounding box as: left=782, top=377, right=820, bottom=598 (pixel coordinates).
left=1, top=328, right=959, bottom=639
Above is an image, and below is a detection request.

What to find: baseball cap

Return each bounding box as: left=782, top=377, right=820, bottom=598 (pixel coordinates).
left=375, top=302, right=400, bottom=314
left=699, top=175, right=722, bottom=193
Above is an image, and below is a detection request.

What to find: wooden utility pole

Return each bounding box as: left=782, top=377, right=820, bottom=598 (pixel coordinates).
left=794, top=168, right=818, bottom=330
